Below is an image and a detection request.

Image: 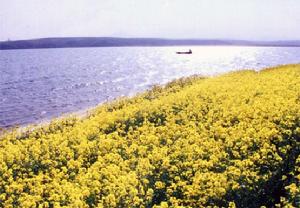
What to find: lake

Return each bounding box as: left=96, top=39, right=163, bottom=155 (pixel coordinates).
left=1, top=46, right=300, bottom=128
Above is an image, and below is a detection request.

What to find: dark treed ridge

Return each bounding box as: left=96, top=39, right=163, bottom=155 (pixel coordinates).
left=1, top=37, right=300, bottom=50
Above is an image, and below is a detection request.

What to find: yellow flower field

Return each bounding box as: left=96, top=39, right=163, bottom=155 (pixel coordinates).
left=0, top=64, right=300, bottom=207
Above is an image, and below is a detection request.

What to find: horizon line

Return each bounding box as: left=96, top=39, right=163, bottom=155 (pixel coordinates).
left=2, top=36, right=300, bottom=43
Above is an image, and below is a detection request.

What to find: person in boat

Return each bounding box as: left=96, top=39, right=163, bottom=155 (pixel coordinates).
left=189, top=49, right=192, bottom=53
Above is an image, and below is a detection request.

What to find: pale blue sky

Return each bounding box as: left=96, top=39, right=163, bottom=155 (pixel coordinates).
left=0, top=0, right=300, bottom=41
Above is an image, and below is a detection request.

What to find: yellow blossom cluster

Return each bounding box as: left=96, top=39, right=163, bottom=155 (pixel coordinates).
left=0, top=64, right=299, bottom=207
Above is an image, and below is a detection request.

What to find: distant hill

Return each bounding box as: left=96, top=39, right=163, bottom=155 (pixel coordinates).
left=1, top=37, right=300, bottom=50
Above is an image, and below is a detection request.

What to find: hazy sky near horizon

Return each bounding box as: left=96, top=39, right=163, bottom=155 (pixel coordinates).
left=0, top=0, right=300, bottom=41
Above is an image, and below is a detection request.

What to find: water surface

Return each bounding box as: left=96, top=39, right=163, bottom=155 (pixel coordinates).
left=1, top=46, right=300, bottom=128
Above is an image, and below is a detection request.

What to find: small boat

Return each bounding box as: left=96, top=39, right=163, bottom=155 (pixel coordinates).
left=176, top=49, right=192, bottom=54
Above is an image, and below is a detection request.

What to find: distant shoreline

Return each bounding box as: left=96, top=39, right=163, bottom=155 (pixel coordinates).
left=1, top=37, right=300, bottom=50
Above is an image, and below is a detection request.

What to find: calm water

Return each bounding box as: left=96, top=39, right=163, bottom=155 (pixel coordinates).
left=1, top=46, right=300, bottom=128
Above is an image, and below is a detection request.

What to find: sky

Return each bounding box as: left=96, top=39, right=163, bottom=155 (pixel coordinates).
left=0, top=0, right=300, bottom=41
